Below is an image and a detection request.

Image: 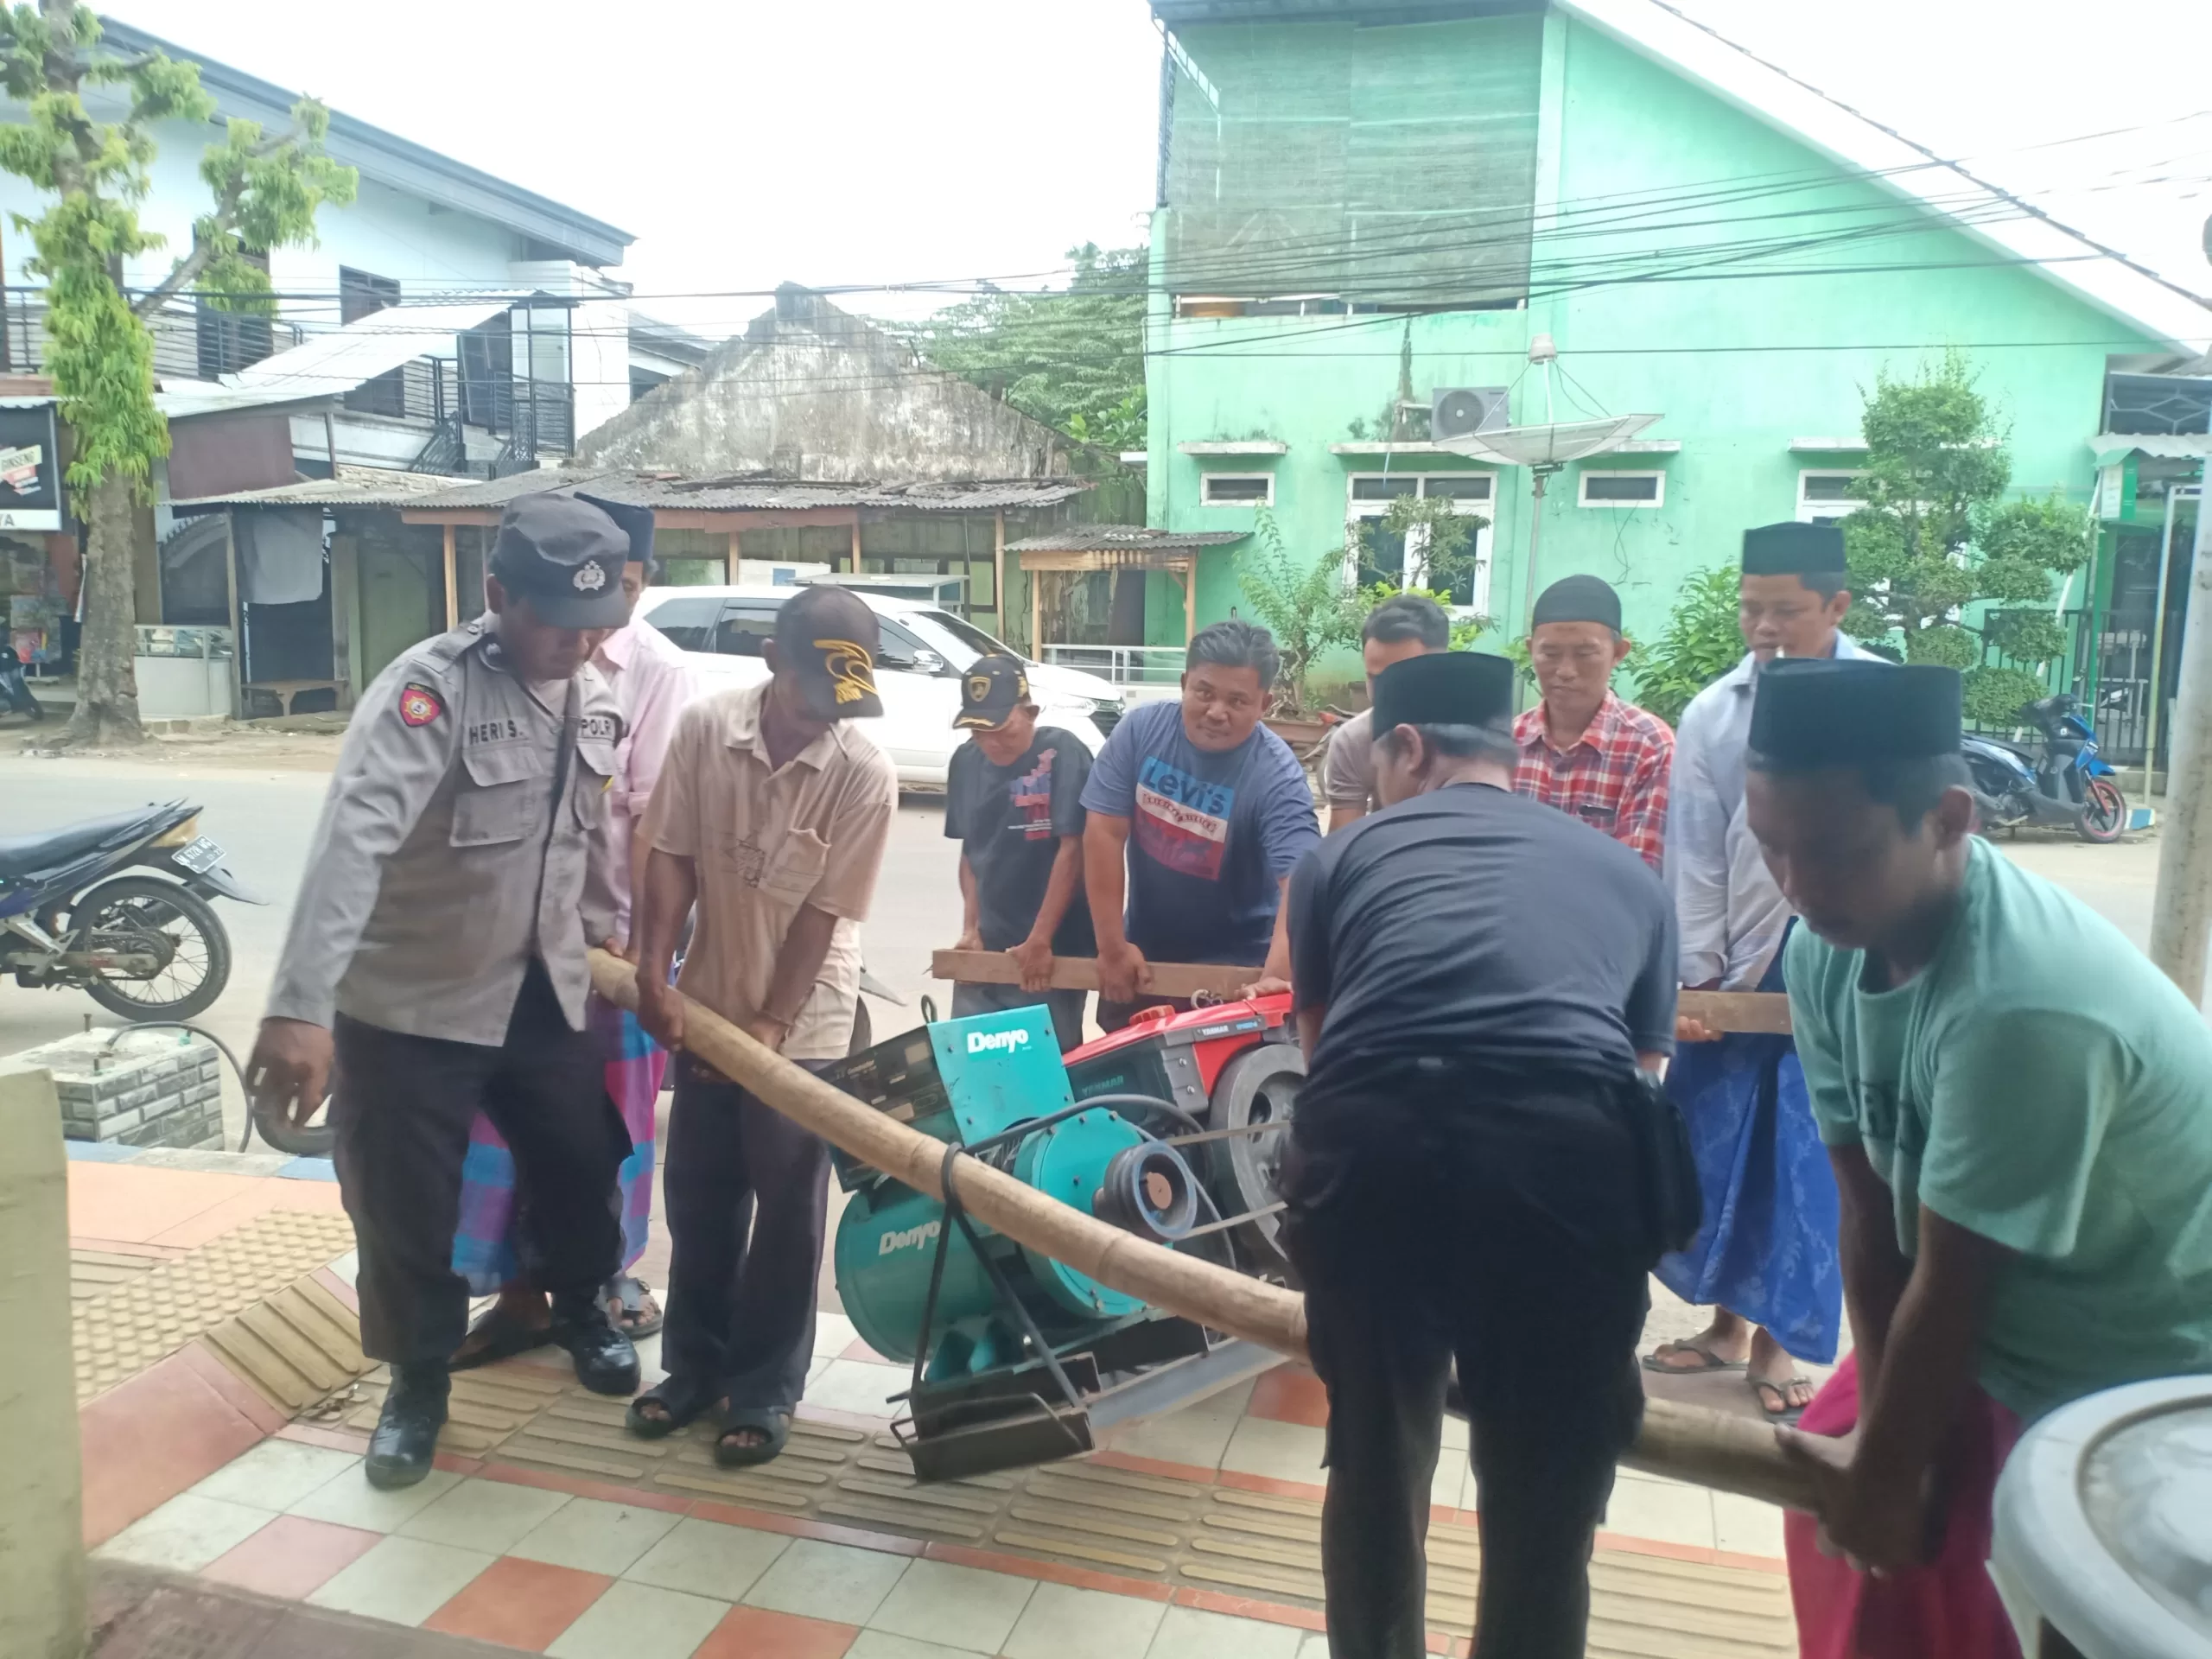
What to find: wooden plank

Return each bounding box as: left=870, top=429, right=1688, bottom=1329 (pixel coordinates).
left=441, top=523, right=458, bottom=630
left=928, top=949, right=1789, bottom=1035
left=589, top=949, right=1815, bottom=1510
left=992, top=509, right=1006, bottom=628
left=1183, top=563, right=1198, bottom=644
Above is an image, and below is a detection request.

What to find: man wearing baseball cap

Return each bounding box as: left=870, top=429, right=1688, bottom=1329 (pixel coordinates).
left=626, top=583, right=898, bottom=1465
left=944, top=655, right=1096, bottom=1050
left=250, top=488, right=644, bottom=1489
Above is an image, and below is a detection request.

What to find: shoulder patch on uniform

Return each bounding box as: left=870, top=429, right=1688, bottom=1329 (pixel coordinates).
left=579, top=711, right=624, bottom=744
left=398, top=683, right=445, bottom=727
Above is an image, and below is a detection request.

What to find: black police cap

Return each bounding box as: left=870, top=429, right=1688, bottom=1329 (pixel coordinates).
left=490, top=492, right=631, bottom=628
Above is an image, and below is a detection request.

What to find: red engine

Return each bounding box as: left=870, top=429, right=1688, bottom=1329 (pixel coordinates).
left=1065, top=994, right=1302, bottom=1276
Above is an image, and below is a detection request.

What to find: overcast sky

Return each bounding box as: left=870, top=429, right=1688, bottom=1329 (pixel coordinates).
left=105, top=0, right=2212, bottom=334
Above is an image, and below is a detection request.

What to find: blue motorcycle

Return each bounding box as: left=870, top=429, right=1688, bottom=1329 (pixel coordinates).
left=1961, top=690, right=2129, bottom=845
left=0, top=799, right=261, bottom=1020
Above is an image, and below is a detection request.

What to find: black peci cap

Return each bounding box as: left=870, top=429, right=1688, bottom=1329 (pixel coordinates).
left=1749, top=658, right=1960, bottom=767
left=953, top=655, right=1032, bottom=730
left=1742, top=520, right=1847, bottom=578
left=1531, top=574, right=1623, bottom=631
left=1370, top=651, right=1516, bottom=735
left=490, top=492, right=632, bottom=628
left=576, top=490, right=657, bottom=573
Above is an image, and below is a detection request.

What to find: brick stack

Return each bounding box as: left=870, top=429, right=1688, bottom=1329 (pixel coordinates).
left=16, top=1028, right=226, bottom=1149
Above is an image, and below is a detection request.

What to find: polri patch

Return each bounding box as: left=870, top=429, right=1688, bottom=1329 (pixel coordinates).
left=579, top=711, right=624, bottom=743
left=398, top=683, right=444, bottom=727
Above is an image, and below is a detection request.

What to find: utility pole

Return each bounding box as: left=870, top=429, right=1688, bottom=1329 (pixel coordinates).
left=2150, top=463, right=2212, bottom=1004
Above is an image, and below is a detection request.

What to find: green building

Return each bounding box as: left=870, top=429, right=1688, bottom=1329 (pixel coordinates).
left=1100, top=0, right=2209, bottom=709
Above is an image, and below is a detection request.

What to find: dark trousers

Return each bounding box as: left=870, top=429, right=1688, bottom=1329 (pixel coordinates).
left=661, top=1056, right=832, bottom=1410
left=950, top=980, right=1089, bottom=1052
left=331, top=960, right=629, bottom=1365
left=1285, top=1072, right=1652, bottom=1659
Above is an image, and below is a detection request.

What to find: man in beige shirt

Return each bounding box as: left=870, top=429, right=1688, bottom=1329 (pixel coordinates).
left=626, top=584, right=897, bottom=1466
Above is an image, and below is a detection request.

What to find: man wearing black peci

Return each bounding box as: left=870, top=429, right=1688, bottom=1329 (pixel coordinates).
left=1281, top=650, right=1681, bottom=1659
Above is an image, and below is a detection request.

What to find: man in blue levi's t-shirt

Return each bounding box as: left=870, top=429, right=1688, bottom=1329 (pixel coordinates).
left=1081, top=620, right=1321, bottom=1029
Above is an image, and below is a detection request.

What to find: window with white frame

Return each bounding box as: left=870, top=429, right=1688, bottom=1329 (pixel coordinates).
left=1797, top=470, right=1864, bottom=525
left=1578, top=470, right=1663, bottom=508
left=1343, top=472, right=1495, bottom=611
left=1200, top=473, right=1274, bottom=507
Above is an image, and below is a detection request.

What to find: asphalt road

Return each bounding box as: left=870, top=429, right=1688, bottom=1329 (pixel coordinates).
left=1, top=742, right=2189, bottom=1144
left=0, top=750, right=966, bottom=1145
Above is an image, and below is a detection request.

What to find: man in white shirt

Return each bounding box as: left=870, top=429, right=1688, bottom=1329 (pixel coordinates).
left=1646, top=521, right=1878, bottom=1419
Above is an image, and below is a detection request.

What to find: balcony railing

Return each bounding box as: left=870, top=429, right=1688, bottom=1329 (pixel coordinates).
left=1, top=291, right=302, bottom=379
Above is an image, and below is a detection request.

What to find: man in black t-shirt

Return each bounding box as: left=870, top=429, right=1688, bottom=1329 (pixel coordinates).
left=1284, top=651, right=1678, bottom=1659
left=944, top=656, right=1096, bottom=1050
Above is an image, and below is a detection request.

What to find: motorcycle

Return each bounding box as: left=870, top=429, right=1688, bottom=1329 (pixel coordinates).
left=0, top=799, right=261, bottom=1020
left=1962, top=690, right=2130, bottom=845
left=0, top=645, right=43, bottom=722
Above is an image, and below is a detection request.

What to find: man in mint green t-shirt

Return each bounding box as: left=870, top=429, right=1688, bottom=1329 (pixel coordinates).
left=1739, top=658, right=2212, bottom=1657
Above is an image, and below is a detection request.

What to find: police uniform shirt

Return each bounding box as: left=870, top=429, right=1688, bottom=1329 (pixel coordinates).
left=266, top=617, right=622, bottom=1044
left=1287, top=781, right=1678, bottom=1088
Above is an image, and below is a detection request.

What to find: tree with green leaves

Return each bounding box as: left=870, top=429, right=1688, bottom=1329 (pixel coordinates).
left=1630, top=565, right=1744, bottom=726
left=1236, top=508, right=1363, bottom=714
left=0, top=3, right=353, bottom=744
left=903, top=244, right=1146, bottom=451
left=1838, top=352, right=2091, bottom=725
left=1357, top=491, right=1489, bottom=618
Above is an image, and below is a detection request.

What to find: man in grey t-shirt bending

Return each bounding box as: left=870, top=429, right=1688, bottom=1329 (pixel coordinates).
left=1322, top=593, right=1451, bottom=831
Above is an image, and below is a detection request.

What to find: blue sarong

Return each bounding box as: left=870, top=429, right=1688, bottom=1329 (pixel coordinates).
left=1655, top=938, right=1842, bottom=1364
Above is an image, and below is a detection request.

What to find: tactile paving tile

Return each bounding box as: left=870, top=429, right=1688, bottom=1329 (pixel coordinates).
left=201, top=1276, right=370, bottom=1413
left=73, top=1210, right=359, bottom=1401
left=72, top=1247, right=162, bottom=1306
left=315, top=1358, right=1794, bottom=1653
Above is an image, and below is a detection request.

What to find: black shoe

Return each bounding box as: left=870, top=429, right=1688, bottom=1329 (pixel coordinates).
left=366, top=1363, right=448, bottom=1490
left=550, top=1296, right=640, bottom=1396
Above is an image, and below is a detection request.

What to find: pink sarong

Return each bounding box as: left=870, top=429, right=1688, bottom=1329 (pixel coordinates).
left=450, top=993, right=664, bottom=1294
left=1784, top=1352, right=2024, bottom=1659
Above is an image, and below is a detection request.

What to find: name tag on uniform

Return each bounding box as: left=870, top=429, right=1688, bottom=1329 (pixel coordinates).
left=466, top=716, right=528, bottom=748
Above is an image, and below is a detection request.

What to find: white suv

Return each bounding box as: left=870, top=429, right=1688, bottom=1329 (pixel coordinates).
left=635, top=586, right=1123, bottom=786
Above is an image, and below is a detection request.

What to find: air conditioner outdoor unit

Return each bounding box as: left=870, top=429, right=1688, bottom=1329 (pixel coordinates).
left=1431, top=386, right=1510, bottom=441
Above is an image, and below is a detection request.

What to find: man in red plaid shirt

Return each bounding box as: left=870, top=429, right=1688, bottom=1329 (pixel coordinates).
left=1512, top=575, right=1673, bottom=869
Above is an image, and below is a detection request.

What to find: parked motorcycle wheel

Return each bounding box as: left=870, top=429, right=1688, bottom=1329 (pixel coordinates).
left=2076, top=778, right=2127, bottom=845
left=67, top=875, right=232, bottom=1020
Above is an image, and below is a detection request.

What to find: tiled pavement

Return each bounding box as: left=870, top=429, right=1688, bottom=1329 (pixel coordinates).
left=67, top=1154, right=1798, bottom=1658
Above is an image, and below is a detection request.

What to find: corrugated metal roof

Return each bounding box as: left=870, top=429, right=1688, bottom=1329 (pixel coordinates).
left=405, top=468, right=1090, bottom=514
left=227, top=300, right=519, bottom=401
left=172, top=466, right=469, bottom=512
left=2089, top=434, right=2212, bottom=464
left=1007, top=527, right=1249, bottom=553
left=154, top=383, right=337, bottom=420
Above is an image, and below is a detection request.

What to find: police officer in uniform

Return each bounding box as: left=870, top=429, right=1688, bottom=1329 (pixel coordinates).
left=1281, top=651, right=1681, bottom=1659
left=250, top=491, right=644, bottom=1489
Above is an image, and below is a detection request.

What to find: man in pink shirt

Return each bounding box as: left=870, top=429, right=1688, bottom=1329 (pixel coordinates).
left=449, top=499, right=694, bottom=1361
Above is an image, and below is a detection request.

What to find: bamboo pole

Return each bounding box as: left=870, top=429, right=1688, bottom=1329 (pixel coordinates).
left=930, top=950, right=1791, bottom=1035
left=590, top=952, right=1812, bottom=1510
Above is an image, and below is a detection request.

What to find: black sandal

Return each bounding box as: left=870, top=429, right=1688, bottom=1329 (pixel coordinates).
left=603, top=1274, right=664, bottom=1340
left=626, top=1374, right=718, bottom=1440
left=450, top=1303, right=554, bottom=1372
left=714, top=1405, right=792, bottom=1467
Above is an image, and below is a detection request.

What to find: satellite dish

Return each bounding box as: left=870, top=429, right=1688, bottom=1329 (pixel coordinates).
left=1431, top=336, right=1663, bottom=644
left=1435, top=413, right=1660, bottom=468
